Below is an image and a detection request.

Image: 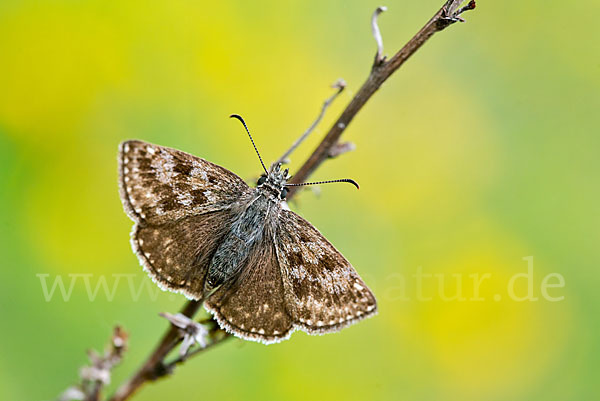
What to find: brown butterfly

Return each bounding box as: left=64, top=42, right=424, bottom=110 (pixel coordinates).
left=118, top=115, right=377, bottom=344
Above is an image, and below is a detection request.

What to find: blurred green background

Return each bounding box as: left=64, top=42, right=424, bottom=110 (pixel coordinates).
left=1, top=0, right=598, bottom=400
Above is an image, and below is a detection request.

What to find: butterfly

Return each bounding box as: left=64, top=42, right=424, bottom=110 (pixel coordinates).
left=118, top=115, right=377, bottom=344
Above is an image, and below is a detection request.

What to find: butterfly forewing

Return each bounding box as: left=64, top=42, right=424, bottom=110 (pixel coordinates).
left=275, top=210, right=377, bottom=333
left=119, top=140, right=252, bottom=298
left=119, top=140, right=251, bottom=225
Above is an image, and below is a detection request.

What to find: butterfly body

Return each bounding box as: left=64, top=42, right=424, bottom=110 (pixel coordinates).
left=119, top=140, right=377, bottom=344
left=206, top=190, right=278, bottom=292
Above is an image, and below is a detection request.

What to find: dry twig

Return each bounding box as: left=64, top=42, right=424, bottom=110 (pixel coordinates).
left=275, top=79, right=346, bottom=166
left=56, top=326, right=128, bottom=401
left=286, top=0, right=476, bottom=198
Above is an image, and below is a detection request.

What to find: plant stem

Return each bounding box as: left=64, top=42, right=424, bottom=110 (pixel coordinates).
left=109, top=301, right=201, bottom=401
left=287, top=0, right=474, bottom=197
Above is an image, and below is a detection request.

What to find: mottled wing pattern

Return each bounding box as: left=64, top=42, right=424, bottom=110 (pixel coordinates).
left=133, top=211, right=237, bottom=299
left=118, top=140, right=252, bottom=298
left=275, top=210, right=377, bottom=334
left=119, top=140, right=250, bottom=225
left=205, top=237, right=294, bottom=344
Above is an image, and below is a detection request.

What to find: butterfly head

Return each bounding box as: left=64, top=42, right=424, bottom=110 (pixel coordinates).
left=257, top=163, right=290, bottom=200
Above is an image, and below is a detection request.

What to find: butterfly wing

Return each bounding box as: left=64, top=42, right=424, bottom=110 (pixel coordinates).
left=119, top=140, right=251, bottom=225
left=132, top=211, right=239, bottom=298
left=119, top=140, right=253, bottom=299
left=275, top=209, right=377, bottom=334
left=204, top=235, right=294, bottom=344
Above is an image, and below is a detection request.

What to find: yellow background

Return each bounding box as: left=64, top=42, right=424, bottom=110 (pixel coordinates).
left=0, top=1, right=598, bottom=400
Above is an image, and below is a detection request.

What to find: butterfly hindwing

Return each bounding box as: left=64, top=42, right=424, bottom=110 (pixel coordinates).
left=205, top=235, right=294, bottom=344
left=275, top=210, right=377, bottom=334
left=133, top=210, right=238, bottom=299
left=119, top=140, right=251, bottom=225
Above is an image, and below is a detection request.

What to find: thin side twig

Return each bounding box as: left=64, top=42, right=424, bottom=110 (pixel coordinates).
left=275, top=79, right=346, bottom=166
left=55, top=326, right=128, bottom=401
left=371, top=6, right=388, bottom=66
left=161, top=319, right=232, bottom=371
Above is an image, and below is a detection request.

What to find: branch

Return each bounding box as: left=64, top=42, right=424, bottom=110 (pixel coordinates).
left=274, top=79, right=346, bottom=166
left=286, top=0, right=475, bottom=198
left=108, top=301, right=202, bottom=401
left=160, top=318, right=231, bottom=372
left=106, top=2, right=476, bottom=400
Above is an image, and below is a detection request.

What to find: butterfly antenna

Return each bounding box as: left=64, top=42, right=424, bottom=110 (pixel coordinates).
left=230, top=114, right=268, bottom=175
left=285, top=178, right=359, bottom=190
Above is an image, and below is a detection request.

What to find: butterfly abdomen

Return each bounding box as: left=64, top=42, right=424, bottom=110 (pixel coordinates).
left=205, top=193, right=277, bottom=291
